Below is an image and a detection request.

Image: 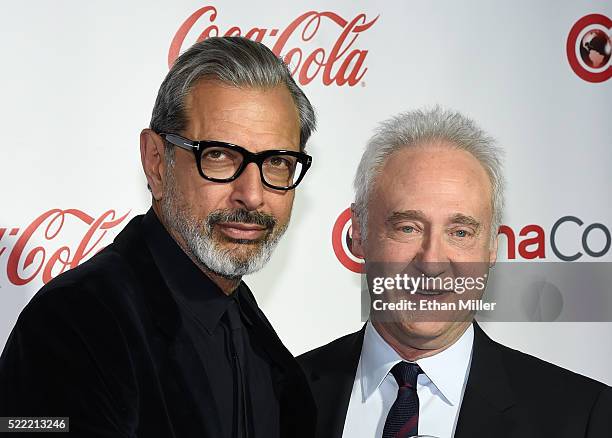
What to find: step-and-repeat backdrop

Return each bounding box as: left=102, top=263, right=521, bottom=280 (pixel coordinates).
left=1, top=1, right=611, bottom=384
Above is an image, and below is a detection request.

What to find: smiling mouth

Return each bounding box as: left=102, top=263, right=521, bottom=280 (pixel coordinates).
left=216, top=222, right=269, bottom=240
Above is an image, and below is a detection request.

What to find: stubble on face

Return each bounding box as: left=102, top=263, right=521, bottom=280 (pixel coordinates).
left=159, top=164, right=290, bottom=280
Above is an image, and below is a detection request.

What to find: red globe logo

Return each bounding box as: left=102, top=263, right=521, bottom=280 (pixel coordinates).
left=580, top=29, right=611, bottom=68
left=331, top=207, right=364, bottom=273
left=566, top=14, right=611, bottom=83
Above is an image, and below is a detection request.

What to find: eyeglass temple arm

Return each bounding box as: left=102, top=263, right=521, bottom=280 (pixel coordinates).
left=161, top=133, right=200, bottom=152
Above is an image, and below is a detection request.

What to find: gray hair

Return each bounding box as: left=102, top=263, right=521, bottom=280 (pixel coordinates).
left=353, top=107, right=505, bottom=243
left=150, top=36, right=316, bottom=160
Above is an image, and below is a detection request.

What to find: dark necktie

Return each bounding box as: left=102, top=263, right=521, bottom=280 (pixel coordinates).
left=226, top=298, right=249, bottom=438
left=382, top=361, right=422, bottom=438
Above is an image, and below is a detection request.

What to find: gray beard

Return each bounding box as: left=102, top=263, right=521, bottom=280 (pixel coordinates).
left=159, top=168, right=288, bottom=279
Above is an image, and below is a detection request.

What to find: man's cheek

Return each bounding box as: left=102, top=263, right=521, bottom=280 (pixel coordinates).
left=271, top=199, right=294, bottom=224
left=368, top=242, right=416, bottom=263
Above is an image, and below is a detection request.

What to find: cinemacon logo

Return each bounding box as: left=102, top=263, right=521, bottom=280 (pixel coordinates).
left=566, top=13, right=611, bottom=83
left=332, top=208, right=612, bottom=273
left=168, top=5, right=379, bottom=86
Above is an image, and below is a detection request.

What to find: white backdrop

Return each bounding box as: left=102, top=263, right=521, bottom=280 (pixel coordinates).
left=1, top=0, right=611, bottom=385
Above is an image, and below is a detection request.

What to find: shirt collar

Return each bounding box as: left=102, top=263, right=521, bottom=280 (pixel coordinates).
left=360, top=321, right=474, bottom=406
left=142, top=208, right=235, bottom=334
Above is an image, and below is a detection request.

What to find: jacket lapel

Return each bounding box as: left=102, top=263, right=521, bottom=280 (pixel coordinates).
left=454, top=322, right=517, bottom=438
left=309, top=326, right=365, bottom=438
left=112, top=216, right=223, bottom=438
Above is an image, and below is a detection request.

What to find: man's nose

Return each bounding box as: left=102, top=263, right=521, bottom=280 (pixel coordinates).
left=412, top=231, right=449, bottom=277
left=228, top=163, right=265, bottom=211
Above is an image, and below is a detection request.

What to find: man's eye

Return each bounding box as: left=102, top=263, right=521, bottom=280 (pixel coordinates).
left=269, top=157, right=291, bottom=168
left=401, top=226, right=415, bottom=234
left=203, top=149, right=229, bottom=160
left=453, top=229, right=470, bottom=238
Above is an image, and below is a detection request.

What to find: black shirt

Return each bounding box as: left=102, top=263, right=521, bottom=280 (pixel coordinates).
left=142, top=209, right=280, bottom=438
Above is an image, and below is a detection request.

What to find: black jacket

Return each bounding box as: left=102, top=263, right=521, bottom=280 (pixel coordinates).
left=298, top=323, right=612, bottom=437
left=0, top=215, right=316, bottom=437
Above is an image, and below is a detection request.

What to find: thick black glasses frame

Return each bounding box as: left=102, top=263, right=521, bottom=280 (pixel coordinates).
left=160, top=133, right=312, bottom=190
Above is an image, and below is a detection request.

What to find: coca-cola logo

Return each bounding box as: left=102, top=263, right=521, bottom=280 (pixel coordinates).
left=0, top=209, right=130, bottom=286
left=169, top=6, right=379, bottom=86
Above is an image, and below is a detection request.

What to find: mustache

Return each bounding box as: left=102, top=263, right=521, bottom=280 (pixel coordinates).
left=206, top=209, right=278, bottom=230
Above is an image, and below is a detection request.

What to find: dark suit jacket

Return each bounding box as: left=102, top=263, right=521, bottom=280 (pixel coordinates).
left=0, top=215, right=316, bottom=438
left=298, top=323, right=612, bottom=437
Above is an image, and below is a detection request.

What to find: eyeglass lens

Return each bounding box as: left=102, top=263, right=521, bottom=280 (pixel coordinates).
left=200, top=146, right=304, bottom=188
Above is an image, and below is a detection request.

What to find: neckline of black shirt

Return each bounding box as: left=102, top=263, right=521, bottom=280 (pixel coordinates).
left=142, top=207, right=245, bottom=335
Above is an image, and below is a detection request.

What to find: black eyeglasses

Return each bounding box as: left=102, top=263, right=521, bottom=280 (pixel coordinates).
left=160, top=133, right=312, bottom=190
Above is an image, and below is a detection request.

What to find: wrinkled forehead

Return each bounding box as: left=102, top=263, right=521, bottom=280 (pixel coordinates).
left=373, top=142, right=494, bottom=218
left=183, top=79, right=301, bottom=151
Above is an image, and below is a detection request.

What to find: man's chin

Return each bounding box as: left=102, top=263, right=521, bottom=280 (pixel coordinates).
left=203, top=240, right=270, bottom=276
left=208, top=268, right=243, bottom=281
left=389, top=320, right=464, bottom=346
left=198, top=250, right=257, bottom=280
left=190, top=225, right=284, bottom=279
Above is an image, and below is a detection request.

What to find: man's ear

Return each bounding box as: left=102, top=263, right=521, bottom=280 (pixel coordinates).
left=350, top=203, right=366, bottom=258
left=140, top=129, right=167, bottom=201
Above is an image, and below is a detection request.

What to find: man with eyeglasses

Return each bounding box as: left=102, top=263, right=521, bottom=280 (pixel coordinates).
left=0, top=37, right=316, bottom=438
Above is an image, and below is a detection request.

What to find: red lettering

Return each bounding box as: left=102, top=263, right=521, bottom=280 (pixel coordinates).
left=168, top=6, right=218, bottom=67
left=5, top=209, right=130, bottom=286
left=42, top=247, right=71, bottom=284
left=0, top=228, right=6, bottom=257
left=224, top=26, right=241, bottom=37
left=323, top=14, right=375, bottom=86
left=168, top=7, right=378, bottom=86
left=244, top=28, right=266, bottom=42
left=498, top=224, right=546, bottom=260
left=70, top=210, right=128, bottom=269
left=518, top=225, right=546, bottom=259
left=338, top=49, right=368, bottom=86
left=497, top=225, right=516, bottom=259
left=299, top=48, right=326, bottom=84
left=7, top=210, right=58, bottom=285
left=271, top=11, right=318, bottom=57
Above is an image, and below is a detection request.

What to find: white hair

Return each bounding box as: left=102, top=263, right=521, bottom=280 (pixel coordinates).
left=353, top=106, right=505, bottom=243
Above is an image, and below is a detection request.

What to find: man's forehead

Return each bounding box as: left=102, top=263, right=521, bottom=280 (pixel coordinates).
left=378, top=144, right=492, bottom=191
left=182, top=79, right=300, bottom=150
left=371, top=144, right=493, bottom=219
